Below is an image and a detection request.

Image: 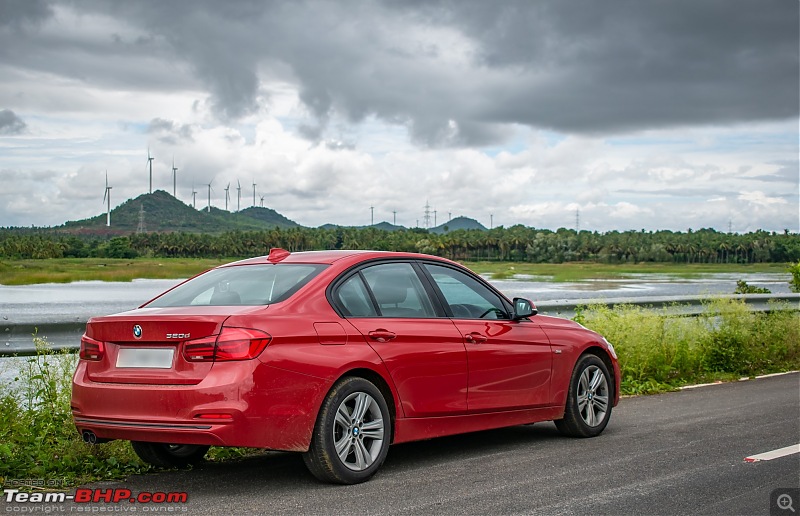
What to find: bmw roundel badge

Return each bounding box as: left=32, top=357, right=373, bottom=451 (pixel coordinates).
left=133, top=324, right=143, bottom=339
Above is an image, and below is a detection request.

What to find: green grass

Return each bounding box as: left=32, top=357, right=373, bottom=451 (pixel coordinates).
left=463, top=261, right=788, bottom=282
left=576, top=298, right=800, bottom=394
left=0, top=258, right=228, bottom=285
left=0, top=258, right=789, bottom=286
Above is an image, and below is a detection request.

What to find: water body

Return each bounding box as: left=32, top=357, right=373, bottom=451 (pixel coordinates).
left=491, top=272, right=793, bottom=303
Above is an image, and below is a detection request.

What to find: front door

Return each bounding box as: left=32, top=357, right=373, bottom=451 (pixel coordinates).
left=422, top=263, right=553, bottom=411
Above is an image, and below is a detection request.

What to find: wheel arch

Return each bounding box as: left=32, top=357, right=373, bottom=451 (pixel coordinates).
left=579, top=345, right=618, bottom=406
left=334, top=367, right=398, bottom=443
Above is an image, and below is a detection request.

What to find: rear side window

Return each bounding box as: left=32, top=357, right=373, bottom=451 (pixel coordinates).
left=146, top=264, right=326, bottom=307
left=360, top=262, right=436, bottom=318
left=336, top=274, right=378, bottom=317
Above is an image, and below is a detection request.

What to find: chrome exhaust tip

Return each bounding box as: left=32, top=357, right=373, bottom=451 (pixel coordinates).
left=82, top=430, right=97, bottom=445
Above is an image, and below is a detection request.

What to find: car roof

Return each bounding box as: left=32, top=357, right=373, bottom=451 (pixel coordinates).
left=222, top=249, right=456, bottom=267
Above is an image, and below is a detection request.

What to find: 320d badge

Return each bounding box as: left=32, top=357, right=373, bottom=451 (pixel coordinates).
left=72, top=249, right=620, bottom=484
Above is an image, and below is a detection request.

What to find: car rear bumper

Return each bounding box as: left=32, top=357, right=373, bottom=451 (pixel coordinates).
left=71, top=360, right=329, bottom=452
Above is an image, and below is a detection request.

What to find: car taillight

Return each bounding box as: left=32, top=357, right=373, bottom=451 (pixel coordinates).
left=182, top=335, right=217, bottom=362
left=183, top=327, right=271, bottom=362
left=80, top=335, right=105, bottom=361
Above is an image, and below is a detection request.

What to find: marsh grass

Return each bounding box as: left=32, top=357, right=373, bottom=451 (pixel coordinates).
left=0, top=258, right=228, bottom=285
left=577, top=298, right=800, bottom=394
left=0, top=258, right=788, bottom=285
left=464, top=261, right=788, bottom=282
left=0, top=336, right=150, bottom=486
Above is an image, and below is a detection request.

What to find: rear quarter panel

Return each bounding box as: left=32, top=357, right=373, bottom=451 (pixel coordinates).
left=226, top=293, right=402, bottom=422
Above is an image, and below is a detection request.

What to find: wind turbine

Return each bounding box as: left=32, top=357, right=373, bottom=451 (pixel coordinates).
left=259, top=195, right=265, bottom=208
left=191, top=184, right=197, bottom=209
left=102, top=171, right=112, bottom=227
left=146, top=148, right=154, bottom=194
left=252, top=181, right=257, bottom=208
left=171, top=157, right=178, bottom=198
left=206, top=180, right=214, bottom=213
left=224, top=183, right=230, bottom=211
left=236, top=180, right=241, bottom=212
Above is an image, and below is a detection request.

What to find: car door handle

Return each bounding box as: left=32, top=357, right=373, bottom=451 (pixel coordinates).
left=368, top=329, right=396, bottom=343
left=465, top=332, right=487, bottom=344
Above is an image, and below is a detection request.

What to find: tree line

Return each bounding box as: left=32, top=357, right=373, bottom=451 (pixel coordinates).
left=0, top=226, right=798, bottom=263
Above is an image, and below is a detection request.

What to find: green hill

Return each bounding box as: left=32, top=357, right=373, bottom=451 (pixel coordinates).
left=60, top=190, right=301, bottom=234
left=319, top=221, right=407, bottom=232
left=237, top=206, right=300, bottom=228
left=430, top=216, right=487, bottom=234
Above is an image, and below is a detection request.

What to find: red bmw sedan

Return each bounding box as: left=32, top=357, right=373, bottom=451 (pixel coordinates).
left=72, top=249, right=620, bottom=484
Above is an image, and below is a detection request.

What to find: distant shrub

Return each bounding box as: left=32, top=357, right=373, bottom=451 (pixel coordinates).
left=789, top=261, right=800, bottom=293
left=733, top=279, right=771, bottom=294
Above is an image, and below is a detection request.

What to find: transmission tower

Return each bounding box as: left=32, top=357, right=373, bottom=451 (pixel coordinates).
left=423, top=201, right=432, bottom=229
left=137, top=205, right=146, bottom=233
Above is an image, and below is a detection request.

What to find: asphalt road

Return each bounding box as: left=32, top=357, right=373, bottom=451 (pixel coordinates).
left=6, top=373, right=799, bottom=515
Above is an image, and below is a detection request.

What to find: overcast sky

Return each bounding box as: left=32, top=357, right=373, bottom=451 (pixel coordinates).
left=0, top=0, right=797, bottom=232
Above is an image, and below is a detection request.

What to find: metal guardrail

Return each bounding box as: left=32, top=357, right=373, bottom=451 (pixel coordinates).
left=534, top=293, right=800, bottom=317
left=2, top=293, right=798, bottom=356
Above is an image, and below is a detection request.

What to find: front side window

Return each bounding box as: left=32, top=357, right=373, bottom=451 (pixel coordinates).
left=146, top=264, right=326, bottom=307
left=359, top=262, right=436, bottom=318
left=424, top=264, right=509, bottom=319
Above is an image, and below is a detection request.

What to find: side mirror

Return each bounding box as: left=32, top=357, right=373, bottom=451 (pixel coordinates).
left=512, top=297, right=537, bottom=319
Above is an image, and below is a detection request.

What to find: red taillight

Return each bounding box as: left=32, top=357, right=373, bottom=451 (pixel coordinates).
left=79, top=335, right=105, bottom=361
left=182, top=335, right=217, bottom=362
left=182, top=327, right=271, bottom=362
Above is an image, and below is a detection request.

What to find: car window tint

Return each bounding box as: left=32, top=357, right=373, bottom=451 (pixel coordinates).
left=424, top=264, right=509, bottom=319
left=146, top=264, right=326, bottom=307
left=336, top=274, right=378, bottom=317
left=360, top=263, right=436, bottom=318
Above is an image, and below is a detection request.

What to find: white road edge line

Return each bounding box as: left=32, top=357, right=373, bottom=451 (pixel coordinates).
left=745, top=444, right=800, bottom=463
left=679, top=370, right=799, bottom=390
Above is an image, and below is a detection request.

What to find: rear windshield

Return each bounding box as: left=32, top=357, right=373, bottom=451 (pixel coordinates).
left=145, top=264, right=326, bottom=307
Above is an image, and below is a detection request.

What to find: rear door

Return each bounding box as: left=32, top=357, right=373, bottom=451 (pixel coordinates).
left=333, top=261, right=468, bottom=417
left=421, top=263, right=553, bottom=411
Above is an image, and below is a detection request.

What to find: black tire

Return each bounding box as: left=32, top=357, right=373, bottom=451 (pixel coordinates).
left=303, top=377, right=391, bottom=484
left=555, top=354, right=613, bottom=438
left=131, top=442, right=210, bottom=468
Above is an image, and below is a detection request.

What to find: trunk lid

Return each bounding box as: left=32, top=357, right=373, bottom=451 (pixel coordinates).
left=83, top=306, right=262, bottom=385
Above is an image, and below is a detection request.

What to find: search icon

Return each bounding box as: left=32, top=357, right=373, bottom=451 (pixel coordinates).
left=778, top=494, right=795, bottom=513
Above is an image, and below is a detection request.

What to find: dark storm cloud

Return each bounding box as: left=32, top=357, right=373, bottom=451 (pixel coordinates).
left=3, top=0, right=797, bottom=146
left=0, top=109, right=27, bottom=134
left=440, top=0, right=800, bottom=134
left=0, top=0, right=52, bottom=28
